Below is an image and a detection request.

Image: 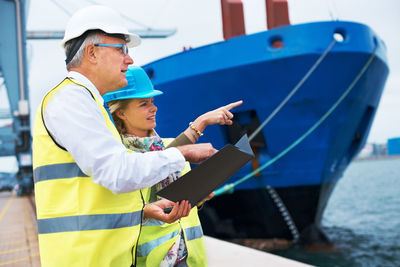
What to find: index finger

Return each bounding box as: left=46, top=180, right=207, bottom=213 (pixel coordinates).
left=223, top=100, right=243, bottom=111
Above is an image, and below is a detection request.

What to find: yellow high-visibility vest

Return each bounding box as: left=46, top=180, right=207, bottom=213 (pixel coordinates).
left=136, top=139, right=207, bottom=267
left=33, top=78, right=144, bottom=267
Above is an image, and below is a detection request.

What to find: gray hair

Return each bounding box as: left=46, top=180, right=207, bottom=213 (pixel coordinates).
left=64, top=31, right=103, bottom=69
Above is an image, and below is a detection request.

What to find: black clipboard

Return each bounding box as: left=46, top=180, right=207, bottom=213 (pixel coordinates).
left=157, top=134, right=254, bottom=207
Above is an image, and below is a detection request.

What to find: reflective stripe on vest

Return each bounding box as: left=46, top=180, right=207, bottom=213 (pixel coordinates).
left=137, top=223, right=204, bottom=257
left=144, top=218, right=165, bottom=226
left=37, top=210, right=142, bottom=234
left=137, top=230, right=180, bottom=257
left=33, top=162, right=88, bottom=183
left=184, top=225, right=203, bottom=241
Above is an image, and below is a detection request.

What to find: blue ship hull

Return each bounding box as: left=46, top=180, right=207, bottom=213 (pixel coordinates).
left=143, top=21, right=389, bottom=242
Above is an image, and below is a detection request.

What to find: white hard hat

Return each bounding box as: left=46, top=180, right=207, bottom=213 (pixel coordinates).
left=61, top=5, right=141, bottom=48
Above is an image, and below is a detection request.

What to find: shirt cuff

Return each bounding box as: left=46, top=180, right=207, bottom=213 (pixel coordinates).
left=164, top=147, right=186, bottom=172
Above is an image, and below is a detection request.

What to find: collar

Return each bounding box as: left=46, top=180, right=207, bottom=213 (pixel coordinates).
left=67, top=71, right=104, bottom=104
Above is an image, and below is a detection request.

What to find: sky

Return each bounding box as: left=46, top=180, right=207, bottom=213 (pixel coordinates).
left=4, top=0, right=400, bottom=144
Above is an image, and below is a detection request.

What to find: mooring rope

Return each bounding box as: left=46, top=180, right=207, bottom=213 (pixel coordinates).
left=248, top=39, right=337, bottom=142
left=215, top=44, right=377, bottom=197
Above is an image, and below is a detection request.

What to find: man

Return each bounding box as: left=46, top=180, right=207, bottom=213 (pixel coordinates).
left=32, top=5, right=216, bottom=267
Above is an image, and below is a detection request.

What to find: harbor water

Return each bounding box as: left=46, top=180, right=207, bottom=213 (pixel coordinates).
left=272, top=157, right=400, bottom=266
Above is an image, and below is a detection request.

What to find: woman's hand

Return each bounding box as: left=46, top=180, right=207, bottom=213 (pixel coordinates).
left=196, top=100, right=243, bottom=128
left=144, top=199, right=191, bottom=224
left=184, top=100, right=243, bottom=143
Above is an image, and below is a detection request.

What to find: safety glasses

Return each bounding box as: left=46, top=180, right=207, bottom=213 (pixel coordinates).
left=94, top=44, right=129, bottom=55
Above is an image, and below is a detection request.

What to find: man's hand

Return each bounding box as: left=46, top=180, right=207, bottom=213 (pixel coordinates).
left=144, top=199, right=191, bottom=224
left=177, top=143, right=217, bottom=164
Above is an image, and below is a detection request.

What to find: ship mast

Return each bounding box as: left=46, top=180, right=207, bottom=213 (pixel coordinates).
left=220, top=0, right=291, bottom=40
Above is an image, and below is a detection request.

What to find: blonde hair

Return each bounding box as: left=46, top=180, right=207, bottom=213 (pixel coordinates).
left=107, top=99, right=132, bottom=134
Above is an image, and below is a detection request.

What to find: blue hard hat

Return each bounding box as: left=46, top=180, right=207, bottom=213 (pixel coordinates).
left=103, top=66, right=163, bottom=103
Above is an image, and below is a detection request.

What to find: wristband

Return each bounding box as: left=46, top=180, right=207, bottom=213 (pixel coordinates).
left=188, top=127, right=199, bottom=141
left=189, top=122, right=203, bottom=137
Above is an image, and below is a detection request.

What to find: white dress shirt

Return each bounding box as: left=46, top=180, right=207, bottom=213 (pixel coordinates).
left=44, top=71, right=186, bottom=194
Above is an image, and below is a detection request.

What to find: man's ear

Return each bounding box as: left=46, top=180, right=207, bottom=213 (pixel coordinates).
left=85, top=44, right=97, bottom=64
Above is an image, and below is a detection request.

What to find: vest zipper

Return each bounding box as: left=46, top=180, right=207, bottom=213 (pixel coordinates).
left=131, top=189, right=145, bottom=267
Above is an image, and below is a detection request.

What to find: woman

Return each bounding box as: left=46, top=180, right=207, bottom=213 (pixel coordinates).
left=104, top=66, right=242, bottom=266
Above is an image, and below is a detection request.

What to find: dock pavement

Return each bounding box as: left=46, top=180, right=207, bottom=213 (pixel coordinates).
left=0, top=192, right=40, bottom=266
left=0, top=191, right=310, bottom=266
